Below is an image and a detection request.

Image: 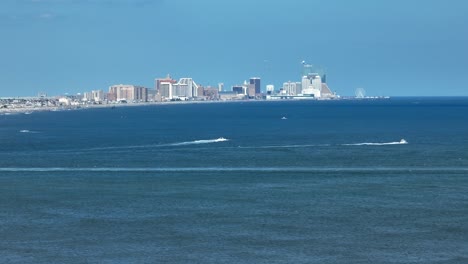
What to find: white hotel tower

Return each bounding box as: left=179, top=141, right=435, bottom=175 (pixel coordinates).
left=159, top=78, right=200, bottom=100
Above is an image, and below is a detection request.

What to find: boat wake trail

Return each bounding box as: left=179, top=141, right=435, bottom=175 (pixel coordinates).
left=19, top=130, right=39, bottom=134
left=68, top=138, right=230, bottom=152
left=238, top=144, right=330, bottom=149
left=169, top=138, right=229, bottom=146
left=343, top=139, right=408, bottom=146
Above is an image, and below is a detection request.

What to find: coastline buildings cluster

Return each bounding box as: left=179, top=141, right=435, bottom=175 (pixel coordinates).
left=270, top=63, right=336, bottom=100
left=75, top=62, right=336, bottom=104
left=1, top=62, right=343, bottom=112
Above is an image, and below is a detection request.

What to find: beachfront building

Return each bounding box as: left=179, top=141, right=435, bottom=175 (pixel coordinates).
left=108, top=85, right=148, bottom=102
left=159, top=82, right=173, bottom=100
left=173, top=78, right=200, bottom=99
left=282, top=81, right=302, bottom=96
left=155, top=75, right=201, bottom=101
left=268, top=62, right=337, bottom=100
left=83, top=92, right=93, bottom=102
left=266, top=85, right=274, bottom=95
left=92, top=90, right=105, bottom=102
left=232, top=85, right=244, bottom=95
left=155, top=75, right=177, bottom=100
left=250, top=77, right=261, bottom=94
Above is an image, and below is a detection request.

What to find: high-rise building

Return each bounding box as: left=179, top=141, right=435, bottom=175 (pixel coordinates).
left=108, top=85, right=148, bottom=102
left=92, top=90, right=104, bottom=102
left=155, top=74, right=177, bottom=94
left=302, top=76, right=311, bottom=92
left=173, top=78, right=199, bottom=98
left=312, top=76, right=322, bottom=91
left=250, top=77, right=261, bottom=94
left=266, top=85, right=274, bottom=95
left=247, top=84, right=256, bottom=98
left=283, top=81, right=297, bottom=95
left=157, top=78, right=200, bottom=99
left=218, top=83, right=224, bottom=92
left=295, top=82, right=302, bottom=95
left=83, top=92, right=93, bottom=101
left=159, top=82, right=173, bottom=99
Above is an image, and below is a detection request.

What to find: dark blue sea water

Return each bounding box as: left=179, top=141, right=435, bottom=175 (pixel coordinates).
left=1, top=98, right=468, bottom=263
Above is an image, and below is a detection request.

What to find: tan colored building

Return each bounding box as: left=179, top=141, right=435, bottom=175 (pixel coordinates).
left=108, top=85, right=148, bottom=102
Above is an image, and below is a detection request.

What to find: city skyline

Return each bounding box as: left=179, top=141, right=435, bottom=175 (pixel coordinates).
left=1, top=0, right=467, bottom=97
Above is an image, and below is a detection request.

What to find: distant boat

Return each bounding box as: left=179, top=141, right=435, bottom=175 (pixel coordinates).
left=281, top=117, right=287, bottom=120
left=400, top=139, right=408, bottom=144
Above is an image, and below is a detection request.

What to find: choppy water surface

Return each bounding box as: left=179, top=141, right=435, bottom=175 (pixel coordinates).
left=1, top=98, right=468, bottom=263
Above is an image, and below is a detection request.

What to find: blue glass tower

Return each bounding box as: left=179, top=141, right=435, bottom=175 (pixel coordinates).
left=249, top=77, right=261, bottom=94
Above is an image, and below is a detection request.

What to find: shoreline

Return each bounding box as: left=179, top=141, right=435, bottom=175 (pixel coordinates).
left=0, top=96, right=415, bottom=115
left=0, top=100, right=267, bottom=115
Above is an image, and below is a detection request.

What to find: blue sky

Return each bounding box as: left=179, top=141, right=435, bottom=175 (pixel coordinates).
left=0, top=0, right=467, bottom=96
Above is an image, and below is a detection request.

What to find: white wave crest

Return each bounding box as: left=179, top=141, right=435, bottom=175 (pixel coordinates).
left=170, top=138, right=229, bottom=146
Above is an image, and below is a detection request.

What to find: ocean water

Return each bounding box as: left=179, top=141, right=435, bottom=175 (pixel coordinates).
left=1, top=98, right=468, bottom=263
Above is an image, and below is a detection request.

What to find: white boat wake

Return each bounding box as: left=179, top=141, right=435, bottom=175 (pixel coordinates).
left=169, top=138, right=229, bottom=146
left=36, top=138, right=410, bottom=154
left=343, top=139, right=408, bottom=146
left=73, top=138, right=230, bottom=152
left=19, top=130, right=39, bottom=133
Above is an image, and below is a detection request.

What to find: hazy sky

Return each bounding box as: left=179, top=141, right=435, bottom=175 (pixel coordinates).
left=1, top=0, right=467, bottom=96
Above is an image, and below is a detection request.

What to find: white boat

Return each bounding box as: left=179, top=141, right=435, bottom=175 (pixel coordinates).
left=281, top=117, right=287, bottom=120
left=400, top=139, right=408, bottom=144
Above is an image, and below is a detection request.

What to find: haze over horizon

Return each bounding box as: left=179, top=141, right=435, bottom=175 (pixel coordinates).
left=1, top=0, right=467, bottom=97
